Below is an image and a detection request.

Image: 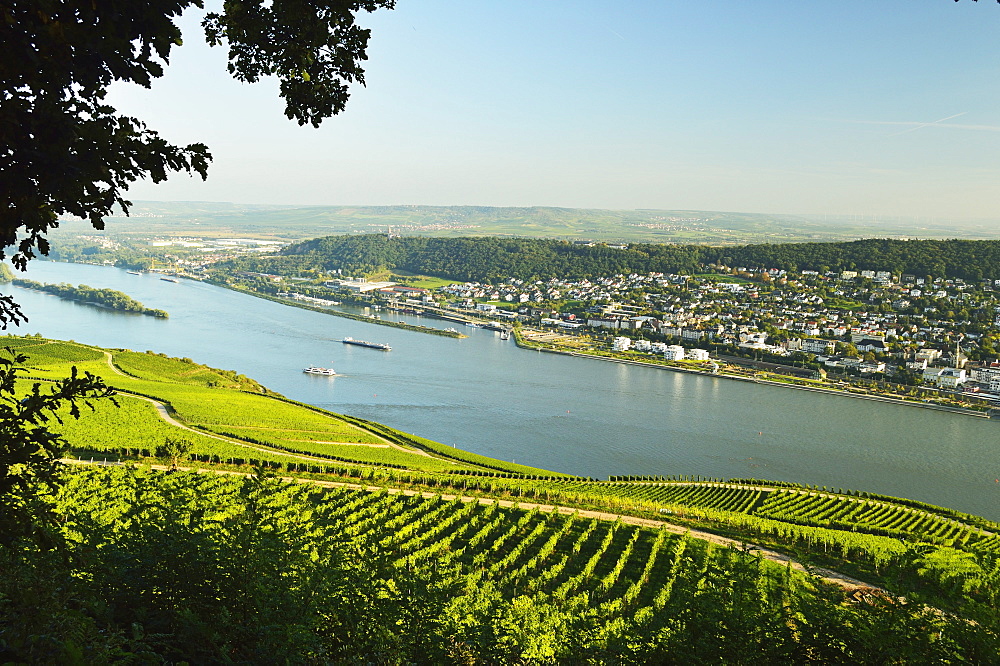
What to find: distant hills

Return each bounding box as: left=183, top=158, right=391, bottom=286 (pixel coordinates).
left=55, top=201, right=1000, bottom=245
left=223, top=234, right=1000, bottom=283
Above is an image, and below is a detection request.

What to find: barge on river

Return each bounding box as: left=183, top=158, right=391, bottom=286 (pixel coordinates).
left=342, top=337, right=391, bottom=351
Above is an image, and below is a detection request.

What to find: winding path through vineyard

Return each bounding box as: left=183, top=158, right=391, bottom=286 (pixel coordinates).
left=61, top=459, right=876, bottom=592
left=100, top=346, right=453, bottom=466
left=128, top=393, right=336, bottom=462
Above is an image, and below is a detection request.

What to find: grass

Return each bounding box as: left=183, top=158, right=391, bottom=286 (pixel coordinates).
left=389, top=272, right=457, bottom=289
left=7, top=335, right=535, bottom=475
left=11, top=335, right=1000, bottom=578
left=692, top=273, right=753, bottom=284
left=112, top=350, right=265, bottom=390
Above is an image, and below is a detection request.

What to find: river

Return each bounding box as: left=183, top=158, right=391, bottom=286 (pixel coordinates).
left=3, top=261, right=998, bottom=520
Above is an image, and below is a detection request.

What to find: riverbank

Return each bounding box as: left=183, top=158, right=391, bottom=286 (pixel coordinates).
left=513, top=328, right=992, bottom=419
left=12, top=278, right=169, bottom=318
left=211, top=282, right=465, bottom=338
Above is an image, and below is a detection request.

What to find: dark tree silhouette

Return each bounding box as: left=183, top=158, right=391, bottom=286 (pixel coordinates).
left=0, top=0, right=394, bottom=326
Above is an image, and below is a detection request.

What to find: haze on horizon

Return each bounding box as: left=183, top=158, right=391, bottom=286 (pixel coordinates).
left=108, top=1, right=1000, bottom=227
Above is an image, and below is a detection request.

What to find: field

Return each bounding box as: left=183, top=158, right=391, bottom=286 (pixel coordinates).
left=3, top=336, right=999, bottom=660
left=7, top=335, right=1000, bottom=592
left=386, top=271, right=457, bottom=289
left=29, top=465, right=996, bottom=662
left=51, top=201, right=1000, bottom=245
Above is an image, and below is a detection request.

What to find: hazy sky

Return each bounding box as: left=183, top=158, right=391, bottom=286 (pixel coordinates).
left=109, top=1, right=1000, bottom=221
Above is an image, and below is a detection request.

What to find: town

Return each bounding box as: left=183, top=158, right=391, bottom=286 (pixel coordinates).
left=42, top=232, right=1000, bottom=406
left=433, top=266, right=1000, bottom=398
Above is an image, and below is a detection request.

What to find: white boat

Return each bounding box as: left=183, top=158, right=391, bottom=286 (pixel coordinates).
left=465, top=322, right=481, bottom=328
left=303, top=366, right=337, bottom=376
left=500, top=330, right=511, bottom=340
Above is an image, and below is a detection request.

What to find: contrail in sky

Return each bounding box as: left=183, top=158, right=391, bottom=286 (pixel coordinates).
left=848, top=112, right=1000, bottom=135
left=886, top=112, right=968, bottom=136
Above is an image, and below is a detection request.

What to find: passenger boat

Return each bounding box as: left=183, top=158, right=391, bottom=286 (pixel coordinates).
left=303, top=366, right=337, bottom=376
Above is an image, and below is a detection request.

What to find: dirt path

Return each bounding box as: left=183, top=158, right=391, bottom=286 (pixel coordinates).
left=115, top=389, right=457, bottom=468
left=227, top=424, right=438, bottom=458
left=123, top=393, right=364, bottom=465
left=61, top=459, right=876, bottom=592
left=102, top=350, right=129, bottom=376
left=99, top=347, right=447, bottom=465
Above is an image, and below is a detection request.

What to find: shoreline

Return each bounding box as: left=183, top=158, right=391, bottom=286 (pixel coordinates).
left=514, top=335, right=992, bottom=419
left=218, top=283, right=993, bottom=420
left=37, top=262, right=985, bottom=419
left=210, top=282, right=466, bottom=338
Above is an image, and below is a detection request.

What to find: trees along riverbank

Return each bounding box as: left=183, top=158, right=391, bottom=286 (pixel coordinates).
left=12, top=279, right=168, bottom=318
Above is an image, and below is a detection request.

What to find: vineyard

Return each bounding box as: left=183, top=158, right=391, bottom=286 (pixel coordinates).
left=8, top=336, right=543, bottom=475
left=111, top=349, right=267, bottom=391
left=8, top=336, right=999, bottom=566
left=2, top=336, right=1000, bottom=660
left=20, top=465, right=991, bottom=663
left=578, top=480, right=999, bottom=547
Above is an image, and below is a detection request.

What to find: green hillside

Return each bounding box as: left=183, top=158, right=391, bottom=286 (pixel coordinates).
left=1, top=337, right=997, bottom=662
left=11, top=337, right=550, bottom=476
left=221, top=233, right=1000, bottom=283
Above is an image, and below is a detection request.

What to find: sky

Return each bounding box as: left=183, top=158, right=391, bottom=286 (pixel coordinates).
left=109, top=1, right=1000, bottom=222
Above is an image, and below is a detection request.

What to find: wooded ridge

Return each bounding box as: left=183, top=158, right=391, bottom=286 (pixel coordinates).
left=220, top=235, right=1000, bottom=283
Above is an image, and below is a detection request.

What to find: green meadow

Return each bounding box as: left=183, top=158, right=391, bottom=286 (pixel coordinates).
left=6, top=336, right=546, bottom=474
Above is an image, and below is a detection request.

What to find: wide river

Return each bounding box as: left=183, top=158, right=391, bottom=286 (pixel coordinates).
left=3, top=262, right=998, bottom=520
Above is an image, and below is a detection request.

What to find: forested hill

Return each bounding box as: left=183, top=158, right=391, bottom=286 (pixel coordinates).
left=222, top=235, right=1000, bottom=282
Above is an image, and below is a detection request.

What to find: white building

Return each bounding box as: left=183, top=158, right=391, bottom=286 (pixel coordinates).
left=923, top=367, right=966, bottom=388
left=663, top=345, right=686, bottom=361
left=801, top=338, right=834, bottom=354
left=915, top=348, right=941, bottom=363
left=331, top=279, right=397, bottom=293
left=686, top=348, right=710, bottom=361
left=612, top=336, right=632, bottom=352
left=971, top=364, right=1000, bottom=385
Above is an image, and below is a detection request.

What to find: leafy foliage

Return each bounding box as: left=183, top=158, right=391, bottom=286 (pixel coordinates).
left=1, top=0, right=394, bottom=329
left=1, top=467, right=996, bottom=663
left=0, top=348, right=114, bottom=546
